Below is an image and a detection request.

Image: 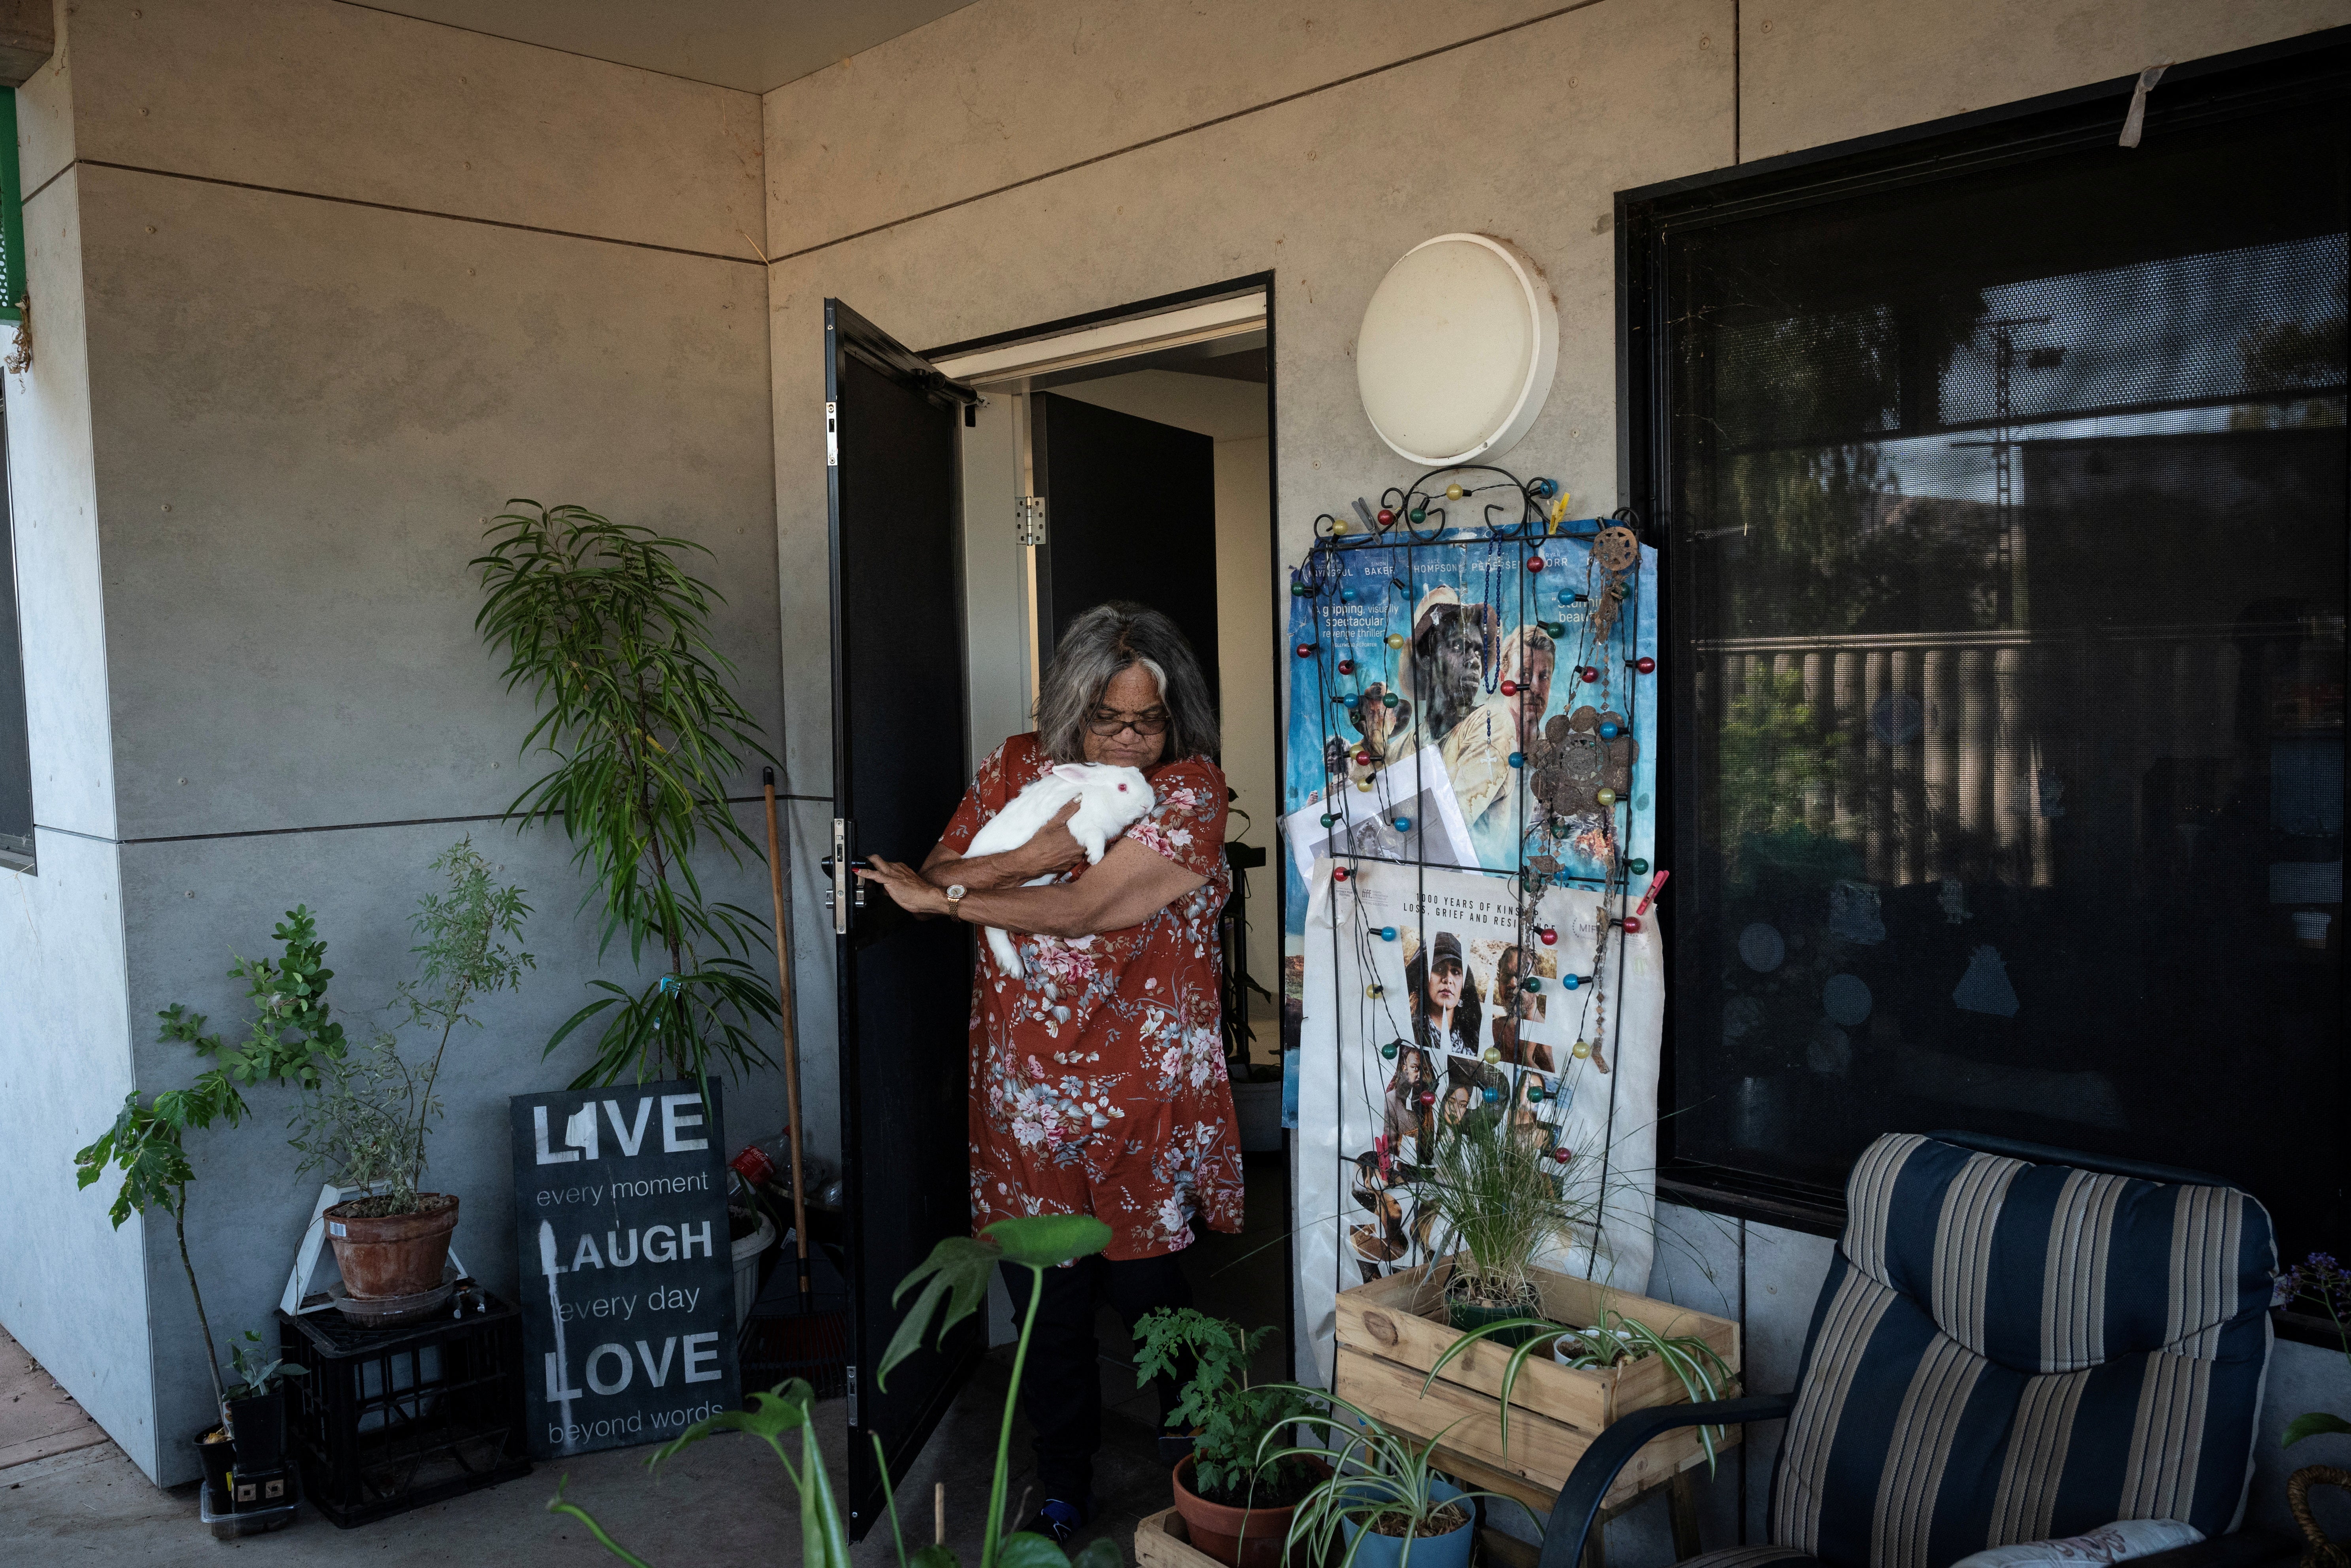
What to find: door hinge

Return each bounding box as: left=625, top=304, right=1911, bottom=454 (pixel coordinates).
left=826, top=402, right=838, bottom=467
left=1016, top=495, right=1047, bottom=547
left=846, top=1364, right=859, bottom=1427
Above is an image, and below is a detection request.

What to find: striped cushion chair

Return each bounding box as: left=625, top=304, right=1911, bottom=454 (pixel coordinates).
left=1539, top=1132, right=2277, bottom=1568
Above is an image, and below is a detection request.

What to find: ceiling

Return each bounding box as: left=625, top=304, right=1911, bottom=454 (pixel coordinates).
left=350, top=0, right=979, bottom=94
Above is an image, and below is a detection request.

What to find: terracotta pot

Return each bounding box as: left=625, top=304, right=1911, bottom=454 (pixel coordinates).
left=1171, top=1453, right=1330, bottom=1568
left=326, top=1194, right=459, bottom=1300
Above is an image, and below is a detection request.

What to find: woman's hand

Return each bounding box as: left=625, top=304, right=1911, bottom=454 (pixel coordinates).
left=1008, top=800, right=1089, bottom=880
left=855, top=856, right=952, bottom=918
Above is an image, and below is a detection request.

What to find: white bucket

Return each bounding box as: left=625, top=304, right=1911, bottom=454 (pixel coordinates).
left=732, top=1209, right=777, bottom=1328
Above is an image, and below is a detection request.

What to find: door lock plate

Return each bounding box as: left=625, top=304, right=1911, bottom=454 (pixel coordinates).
left=831, top=818, right=852, bottom=933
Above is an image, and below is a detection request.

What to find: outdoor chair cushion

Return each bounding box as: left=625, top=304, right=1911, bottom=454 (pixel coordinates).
left=1767, top=1133, right=2274, bottom=1566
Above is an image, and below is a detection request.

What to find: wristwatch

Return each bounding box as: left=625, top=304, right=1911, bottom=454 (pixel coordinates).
left=945, top=884, right=968, bottom=920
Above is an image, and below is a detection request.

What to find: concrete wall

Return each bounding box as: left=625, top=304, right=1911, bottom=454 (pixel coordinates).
left=2, top=0, right=792, bottom=1485
left=758, top=0, right=2351, bottom=1556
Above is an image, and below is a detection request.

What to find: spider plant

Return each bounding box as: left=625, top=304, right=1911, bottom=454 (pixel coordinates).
left=1256, top=1392, right=1523, bottom=1568
left=475, top=501, right=778, bottom=1087
left=1425, top=1306, right=1737, bottom=1472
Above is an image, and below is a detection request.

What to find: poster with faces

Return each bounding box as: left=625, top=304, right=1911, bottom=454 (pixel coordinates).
left=1279, top=529, right=1658, bottom=1049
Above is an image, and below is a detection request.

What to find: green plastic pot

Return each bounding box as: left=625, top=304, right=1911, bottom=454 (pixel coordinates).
left=1442, top=1284, right=1553, bottom=1348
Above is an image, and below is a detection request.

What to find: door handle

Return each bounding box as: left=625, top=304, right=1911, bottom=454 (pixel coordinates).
left=831, top=818, right=852, bottom=934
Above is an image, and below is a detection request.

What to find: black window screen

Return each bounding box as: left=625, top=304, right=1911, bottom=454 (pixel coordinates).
left=1637, top=44, right=2347, bottom=1256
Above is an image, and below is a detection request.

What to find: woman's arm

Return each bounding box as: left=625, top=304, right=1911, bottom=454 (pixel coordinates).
left=916, top=800, right=1086, bottom=892
left=858, top=834, right=1205, bottom=938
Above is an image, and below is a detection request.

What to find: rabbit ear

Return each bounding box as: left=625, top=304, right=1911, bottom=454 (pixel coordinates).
left=1053, top=763, right=1089, bottom=780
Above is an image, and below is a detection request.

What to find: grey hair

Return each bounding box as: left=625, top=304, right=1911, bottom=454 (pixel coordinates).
left=1037, top=602, right=1220, bottom=765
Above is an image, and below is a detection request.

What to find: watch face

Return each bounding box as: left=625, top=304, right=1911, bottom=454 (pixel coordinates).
left=948, top=885, right=967, bottom=900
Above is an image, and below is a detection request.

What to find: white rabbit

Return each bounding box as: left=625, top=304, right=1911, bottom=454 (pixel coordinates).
left=963, top=762, right=1155, bottom=977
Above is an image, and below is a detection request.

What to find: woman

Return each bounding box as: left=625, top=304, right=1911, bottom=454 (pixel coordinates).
left=856, top=602, right=1237, bottom=1544
left=1381, top=1045, right=1437, bottom=1157
left=1491, top=945, right=1556, bottom=1074
left=1405, top=931, right=1482, bottom=1058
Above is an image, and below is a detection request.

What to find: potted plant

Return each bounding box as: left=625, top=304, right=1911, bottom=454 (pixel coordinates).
left=728, top=1196, right=777, bottom=1328
left=75, top=908, right=352, bottom=1498
left=218, top=1330, right=307, bottom=1484
left=1135, top=1309, right=1326, bottom=1568
left=475, top=502, right=779, bottom=1087
left=1416, top=1109, right=1587, bottom=1343
left=2277, top=1252, right=2351, bottom=1449
left=290, top=840, right=531, bottom=1319
left=550, top=1213, right=1124, bottom=1568
left=1260, top=1392, right=1514, bottom=1568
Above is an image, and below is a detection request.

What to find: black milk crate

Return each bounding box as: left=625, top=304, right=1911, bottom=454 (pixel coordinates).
left=277, top=1293, right=531, bottom=1527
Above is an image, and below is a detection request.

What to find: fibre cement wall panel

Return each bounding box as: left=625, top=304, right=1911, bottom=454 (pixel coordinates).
left=762, top=0, right=1592, bottom=259
left=74, top=162, right=778, bottom=840
left=50, top=0, right=764, bottom=259
left=0, top=831, right=149, bottom=1478
left=9, top=169, right=110, bottom=842
left=119, top=813, right=796, bottom=1485
left=0, top=9, right=151, bottom=1482
left=1739, top=0, right=2351, bottom=163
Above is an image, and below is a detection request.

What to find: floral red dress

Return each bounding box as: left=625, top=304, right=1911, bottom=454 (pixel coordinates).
left=940, top=733, right=1244, bottom=1260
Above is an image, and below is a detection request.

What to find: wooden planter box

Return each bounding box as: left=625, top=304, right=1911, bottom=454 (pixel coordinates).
left=1331, top=1257, right=1741, bottom=1514
left=1135, top=1509, right=1225, bottom=1568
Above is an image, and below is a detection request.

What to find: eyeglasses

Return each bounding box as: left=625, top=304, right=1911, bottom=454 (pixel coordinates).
left=1086, top=708, right=1171, bottom=737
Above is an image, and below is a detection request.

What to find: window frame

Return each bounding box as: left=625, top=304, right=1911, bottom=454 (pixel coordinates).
left=1615, top=29, right=2351, bottom=1252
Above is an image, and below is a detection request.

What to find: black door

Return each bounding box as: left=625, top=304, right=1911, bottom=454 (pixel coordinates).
left=1033, top=392, right=1219, bottom=698
left=824, top=299, right=976, bottom=1540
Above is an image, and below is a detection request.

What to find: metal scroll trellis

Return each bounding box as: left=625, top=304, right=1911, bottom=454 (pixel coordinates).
left=1285, top=463, right=1664, bottom=1309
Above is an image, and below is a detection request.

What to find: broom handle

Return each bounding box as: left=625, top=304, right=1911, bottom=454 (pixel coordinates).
left=763, top=768, right=814, bottom=1296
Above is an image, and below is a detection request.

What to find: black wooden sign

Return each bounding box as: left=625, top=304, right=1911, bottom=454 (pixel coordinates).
left=509, top=1078, right=741, bottom=1458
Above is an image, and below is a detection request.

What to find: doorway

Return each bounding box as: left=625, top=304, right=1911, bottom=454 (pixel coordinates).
left=929, top=282, right=1293, bottom=1412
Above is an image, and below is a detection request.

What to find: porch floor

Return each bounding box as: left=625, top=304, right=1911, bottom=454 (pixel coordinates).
left=2, top=1350, right=1165, bottom=1567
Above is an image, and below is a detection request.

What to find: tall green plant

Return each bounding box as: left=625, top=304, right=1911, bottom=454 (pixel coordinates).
left=289, top=840, right=533, bottom=1212
left=74, top=909, right=352, bottom=1413
left=551, top=1214, right=1124, bottom=1568
left=474, top=501, right=778, bottom=1087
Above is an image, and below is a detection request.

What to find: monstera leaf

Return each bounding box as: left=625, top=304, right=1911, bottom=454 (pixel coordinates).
left=880, top=1215, right=1112, bottom=1392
